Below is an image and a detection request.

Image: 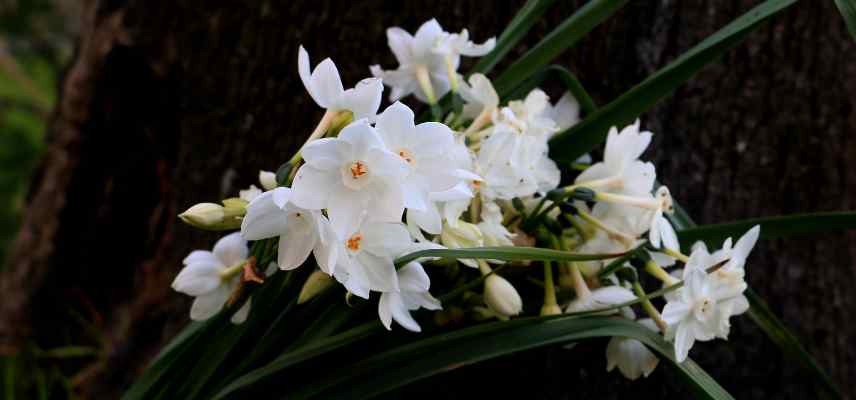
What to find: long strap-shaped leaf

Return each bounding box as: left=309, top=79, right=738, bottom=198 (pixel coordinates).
left=548, top=0, right=798, bottom=163
left=677, top=211, right=856, bottom=247
left=833, top=0, right=856, bottom=40
left=393, top=245, right=623, bottom=267
left=672, top=213, right=842, bottom=398
left=290, top=317, right=732, bottom=400
left=470, top=0, right=557, bottom=75
left=492, top=0, right=629, bottom=96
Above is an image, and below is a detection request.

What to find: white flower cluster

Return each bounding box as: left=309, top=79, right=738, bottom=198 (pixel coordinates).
left=171, top=18, right=762, bottom=381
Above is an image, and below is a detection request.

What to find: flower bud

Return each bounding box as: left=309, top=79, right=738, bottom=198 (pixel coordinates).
left=297, top=270, right=334, bottom=304
left=259, top=170, right=277, bottom=191
left=178, top=202, right=244, bottom=231
left=440, top=220, right=484, bottom=249
left=483, top=274, right=522, bottom=318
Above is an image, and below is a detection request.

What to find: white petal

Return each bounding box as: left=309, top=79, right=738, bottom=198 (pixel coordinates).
left=386, top=27, right=414, bottom=64
left=213, top=232, right=248, bottom=267
left=277, top=216, right=317, bottom=270
left=302, top=138, right=350, bottom=171
left=183, top=250, right=219, bottom=266
left=673, top=322, right=695, bottom=363
left=189, top=286, right=229, bottom=321
left=298, top=46, right=327, bottom=107
left=365, top=182, right=405, bottom=223
left=398, top=262, right=431, bottom=292
left=407, top=204, right=442, bottom=235
left=355, top=252, right=399, bottom=292
left=328, top=187, right=368, bottom=238
left=375, top=102, right=416, bottom=148
left=340, top=78, right=383, bottom=120
left=172, top=261, right=221, bottom=296
left=241, top=190, right=289, bottom=240
left=338, top=120, right=385, bottom=157
left=309, top=58, right=344, bottom=108
left=290, top=165, right=337, bottom=210
left=378, top=292, right=396, bottom=330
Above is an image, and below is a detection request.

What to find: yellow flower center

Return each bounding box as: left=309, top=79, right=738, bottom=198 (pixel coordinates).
left=346, top=233, right=363, bottom=252
left=349, top=161, right=368, bottom=179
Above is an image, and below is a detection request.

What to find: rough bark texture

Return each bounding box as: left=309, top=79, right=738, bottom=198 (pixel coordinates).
left=1, top=0, right=854, bottom=398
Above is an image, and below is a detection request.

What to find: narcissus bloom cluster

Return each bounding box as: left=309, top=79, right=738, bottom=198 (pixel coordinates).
left=173, top=18, right=761, bottom=382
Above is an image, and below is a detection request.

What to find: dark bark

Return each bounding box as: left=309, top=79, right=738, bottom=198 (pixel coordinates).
left=2, top=1, right=854, bottom=398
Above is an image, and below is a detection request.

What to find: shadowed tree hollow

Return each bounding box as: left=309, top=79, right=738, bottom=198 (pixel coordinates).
left=1, top=1, right=855, bottom=398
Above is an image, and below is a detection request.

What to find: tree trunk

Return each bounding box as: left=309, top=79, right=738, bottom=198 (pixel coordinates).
left=2, top=1, right=854, bottom=398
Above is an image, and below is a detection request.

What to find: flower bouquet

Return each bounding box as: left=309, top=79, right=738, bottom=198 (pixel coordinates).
left=125, top=1, right=845, bottom=399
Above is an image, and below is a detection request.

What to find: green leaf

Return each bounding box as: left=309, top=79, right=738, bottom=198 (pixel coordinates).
left=292, top=317, right=732, bottom=400
left=745, top=289, right=842, bottom=399
left=393, top=246, right=624, bottom=267
left=670, top=211, right=841, bottom=398
left=833, top=0, right=856, bottom=41
left=548, top=0, right=797, bottom=163
left=469, top=0, right=557, bottom=75
left=677, top=211, right=856, bottom=248
left=503, top=65, right=597, bottom=114
left=492, top=0, right=629, bottom=95
left=212, top=322, right=383, bottom=400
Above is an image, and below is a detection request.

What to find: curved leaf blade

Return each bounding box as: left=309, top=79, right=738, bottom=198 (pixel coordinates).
left=394, top=246, right=624, bottom=267
left=470, top=0, right=557, bottom=75
left=548, top=0, right=798, bottom=162
left=493, top=0, right=629, bottom=95
left=297, top=317, right=732, bottom=400
left=833, top=0, right=856, bottom=41
left=677, top=211, right=856, bottom=248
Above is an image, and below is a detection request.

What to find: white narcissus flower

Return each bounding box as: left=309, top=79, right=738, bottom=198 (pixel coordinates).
left=574, top=120, right=655, bottom=197
left=371, top=19, right=493, bottom=104
left=171, top=232, right=248, bottom=321
left=477, top=201, right=514, bottom=247
left=378, top=261, right=442, bottom=332
left=290, top=120, right=409, bottom=237
left=240, top=187, right=338, bottom=274
left=548, top=91, right=581, bottom=132
left=661, top=234, right=755, bottom=362
left=606, top=318, right=660, bottom=380
left=374, top=102, right=476, bottom=213
left=459, top=73, right=499, bottom=131
left=298, top=46, right=383, bottom=121
left=332, top=221, right=417, bottom=297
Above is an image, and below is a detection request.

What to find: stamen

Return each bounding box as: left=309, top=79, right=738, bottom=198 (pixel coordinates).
left=349, top=161, right=368, bottom=179
left=346, top=233, right=363, bottom=251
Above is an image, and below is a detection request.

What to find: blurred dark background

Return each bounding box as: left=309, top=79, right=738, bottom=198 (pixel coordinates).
left=1, top=0, right=854, bottom=399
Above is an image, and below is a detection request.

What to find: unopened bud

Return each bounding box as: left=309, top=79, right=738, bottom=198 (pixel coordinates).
left=178, top=201, right=244, bottom=231
left=297, top=270, right=334, bottom=304
left=440, top=220, right=484, bottom=249
left=259, top=170, right=278, bottom=191
left=483, top=274, right=522, bottom=318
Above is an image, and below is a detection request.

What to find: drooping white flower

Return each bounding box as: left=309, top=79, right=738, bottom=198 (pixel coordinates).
left=432, top=28, right=495, bottom=59
left=374, top=102, right=475, bottom=213
left=290, top=120, right=409, bottom=237
left=661, top=237, right=754, bottom=362
left=298, top=46, right=383, bottom=120
left=565, top=285, right=636, bottom=314
left=332, top=221, right=417, bottom=297
left=171, top=232, right=248, bottom=321
left=378, top=261, right=442, bottom=332
left=459, top=73, right=499, bottom=132
left=371, top=19, right=493, bottom=103
left=606, top=318, right=660, bottom=380
left=475, top=89, right=561, bottom=200
left=575, top=120, right=655, bottom=197
left=547, top=91, right=581, bottom=132
left=241, top=187, right=338, bottom=274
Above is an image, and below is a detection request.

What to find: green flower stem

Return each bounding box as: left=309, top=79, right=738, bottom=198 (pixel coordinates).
left=632, top=281, right=667, bottom=332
